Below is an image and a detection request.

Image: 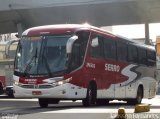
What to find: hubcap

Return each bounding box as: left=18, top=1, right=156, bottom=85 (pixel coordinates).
left=137, top=89, right=142, bottom=103
left=88, top=89, right=92, bottom=103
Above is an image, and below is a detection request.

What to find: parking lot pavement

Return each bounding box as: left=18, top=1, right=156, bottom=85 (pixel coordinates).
left=0, top=96, right=159, bottom=119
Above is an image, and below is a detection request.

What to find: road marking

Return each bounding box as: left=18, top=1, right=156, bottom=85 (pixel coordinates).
left=0, top=99, right=38, bottom=101
left=0, top=107, right=15, bottom=111
left=42, top=108, right=160, bottom=114
left=142, top=98, right=160, bottom=106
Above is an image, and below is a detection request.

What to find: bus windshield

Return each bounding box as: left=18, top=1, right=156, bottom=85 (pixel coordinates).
left=15, top=34, right=72, bottom=77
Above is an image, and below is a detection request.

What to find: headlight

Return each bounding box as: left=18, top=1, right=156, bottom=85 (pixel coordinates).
left=55, top=77, right=72, bottom=86
left=14, top=80, right=19, bottom=85
left=58, top=81, right=64, bottom=85
left=14, top=80, right=22, bottom=86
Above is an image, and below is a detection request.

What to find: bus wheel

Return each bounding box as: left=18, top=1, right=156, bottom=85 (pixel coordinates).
left=135, top=86, right=143, bottom=104
left=127, top=86, right=143, bottom=105
left=82, top=82, right=97, bottom=107
left=38, top=98, right=49, bottom=108
left=96, top=99, right=109, bottom=106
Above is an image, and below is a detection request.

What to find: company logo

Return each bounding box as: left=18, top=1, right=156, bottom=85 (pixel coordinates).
left=25, top=79, right=37, bottom=84
left=105, top=63, right=120, bottom=72
left=25, top=79, right=37, bottom=82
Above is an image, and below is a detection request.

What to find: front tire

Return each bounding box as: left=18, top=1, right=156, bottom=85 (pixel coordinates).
left=38, top=98, right=48, bottom=108
left=82, top=82, right=97, bottom=107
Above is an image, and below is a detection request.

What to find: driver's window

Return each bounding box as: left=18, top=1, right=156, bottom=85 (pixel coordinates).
left=90, top=34, right=103, bottom=58
left=70, top=31, right=90, bottom=70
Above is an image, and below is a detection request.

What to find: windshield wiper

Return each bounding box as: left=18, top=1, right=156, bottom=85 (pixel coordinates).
left=42, top=55, right=52, bottom=77
left=23, top=48, right=38, bottom=76
left=38, top=37, right=52, bottom=77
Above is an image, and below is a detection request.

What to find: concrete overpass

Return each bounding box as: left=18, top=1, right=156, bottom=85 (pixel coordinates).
left=0, top=0, right=160, bottom=43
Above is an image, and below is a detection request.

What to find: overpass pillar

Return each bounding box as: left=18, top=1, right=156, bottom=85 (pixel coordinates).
left=145, top=22, right=150, bottom=45
left=17, top=22, right=25, bottom=37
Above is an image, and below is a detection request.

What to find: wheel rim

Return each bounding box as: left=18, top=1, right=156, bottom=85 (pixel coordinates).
left=137, top=88, right=142, bottom=103
left=88, top=88, right=92, bottom=104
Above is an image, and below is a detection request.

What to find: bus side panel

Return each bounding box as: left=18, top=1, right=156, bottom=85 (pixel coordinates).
left=125, top=65, right=156, bottom=99
left=136, top=66, right=156, bottom=99
left=100, top=59, right=117, bottom=99
left=114, top=62, right=129, bottom=98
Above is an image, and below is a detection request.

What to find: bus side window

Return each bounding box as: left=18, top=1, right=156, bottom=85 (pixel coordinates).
left=76, top=31, right=90, bottom=62
left=147, top=50, right=156, bottom=66
left=103, top=37, right=116, bottom=60
left=138, top=48, right=147, bottom=65
left=90, top=35, right=103, bottom=58
left=70, top=31, right=90, bottom=70
left=128, top=44, right=138, bottom=63
left=117, top=42, right=127, bottom=62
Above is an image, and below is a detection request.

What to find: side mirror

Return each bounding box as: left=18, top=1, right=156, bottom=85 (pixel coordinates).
left=66, top=35, right=78, bottom=54
left=91, top=37, right=99, bottom=47
left=5, top=40, right=19, bottom=58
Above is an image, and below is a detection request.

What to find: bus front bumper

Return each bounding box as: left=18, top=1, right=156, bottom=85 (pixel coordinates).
left=13, top=83, right=86, bottom=99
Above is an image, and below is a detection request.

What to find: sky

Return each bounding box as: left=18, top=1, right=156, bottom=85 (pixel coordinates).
left=110, top=23, right=160, bottom=43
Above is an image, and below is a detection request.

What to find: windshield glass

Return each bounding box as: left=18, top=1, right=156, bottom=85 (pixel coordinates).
left=15, top=34, right=72, bottom=76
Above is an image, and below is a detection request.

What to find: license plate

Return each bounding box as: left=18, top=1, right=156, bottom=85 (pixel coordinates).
left=32, top=91, right=42, bottom=95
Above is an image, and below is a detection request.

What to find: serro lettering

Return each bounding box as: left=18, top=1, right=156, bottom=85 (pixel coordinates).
left=105, top=64, right=120, bottom=72
left=25, top=79, right=37, bottom=82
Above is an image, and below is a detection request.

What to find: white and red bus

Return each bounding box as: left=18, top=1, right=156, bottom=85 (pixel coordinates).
left=12, top=24, right=157, bottom=107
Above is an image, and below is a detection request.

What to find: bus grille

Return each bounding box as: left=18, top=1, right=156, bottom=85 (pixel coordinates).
left=38, top=85, right=53, bottom=89
left=21, top=85, right=34, bottom=89
left=20, top=84, right=54, bottom=89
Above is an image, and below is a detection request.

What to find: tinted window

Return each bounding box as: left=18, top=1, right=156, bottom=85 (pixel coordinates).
left=69, top=31, right=90, bottom=71
left=117, top=42, right=127, bottom=62
left=90, top=35, right=103, bottom=58
left=138, top=48, right=147, bottom=65
left=103, top=37, right=116, bottom=60
left=128, top=45, right=138, bottom=63
left=147, top=50, right=156, bottom=66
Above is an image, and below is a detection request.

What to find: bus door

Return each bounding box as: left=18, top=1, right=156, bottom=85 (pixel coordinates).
left=114, top=41, right=128, bottom=98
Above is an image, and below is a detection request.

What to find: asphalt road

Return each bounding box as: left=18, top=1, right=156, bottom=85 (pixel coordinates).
left=0, top=95, right=160, bottom=119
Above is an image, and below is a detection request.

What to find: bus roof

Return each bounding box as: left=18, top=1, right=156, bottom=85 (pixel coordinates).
left=22, top=24, right=155, bottom=51
left=22, top=24, right=115, bottom=36
left=22, top=24, right=90, bottom=36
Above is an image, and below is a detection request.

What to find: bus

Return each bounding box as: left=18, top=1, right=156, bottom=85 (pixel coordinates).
left=12, top=24, right=157, bottom=107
